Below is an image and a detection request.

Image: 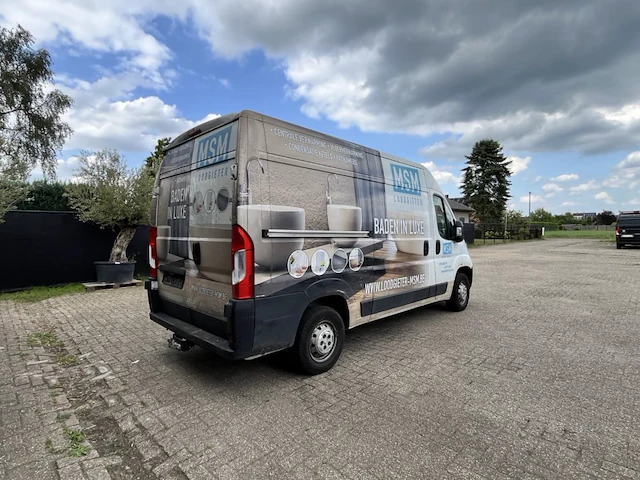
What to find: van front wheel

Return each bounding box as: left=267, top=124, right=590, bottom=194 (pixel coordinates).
left=447, top=273, right=470, bottom=312
left=293, top=305, right=345, bottom=375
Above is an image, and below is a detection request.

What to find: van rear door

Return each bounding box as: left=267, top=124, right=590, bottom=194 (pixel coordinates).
left=154, top=121, right=238, bottom=333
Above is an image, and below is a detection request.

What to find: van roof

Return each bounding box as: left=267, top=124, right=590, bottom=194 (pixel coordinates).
left=166, top=109, right=441, bottom=190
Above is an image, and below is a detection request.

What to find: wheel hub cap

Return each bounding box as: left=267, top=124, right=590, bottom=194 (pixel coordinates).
left=458, top=282, right=468, bottom=305
left=310, top=322, right=336, bottom=361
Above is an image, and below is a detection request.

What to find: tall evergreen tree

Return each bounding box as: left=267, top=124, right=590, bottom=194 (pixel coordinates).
left=461, top=139, right=512, bottom=224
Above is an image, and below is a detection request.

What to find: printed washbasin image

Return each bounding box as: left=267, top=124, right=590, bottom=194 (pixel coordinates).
left=238, top=204, right=305, bottom=269
left=156, top=225, right=171, bottom=261
left=327, top=204, right=363, bottom=247
left=389, top=210, right=429, bottom=255
left=392, top=236, right=426, bottom=256
left=189, top=225, right=232, bottom=282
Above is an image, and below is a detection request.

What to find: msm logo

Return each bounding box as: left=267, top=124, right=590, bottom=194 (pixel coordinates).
left=391, top=163, right=422, bottom=196
left=195, top=124, right=234, bottom=168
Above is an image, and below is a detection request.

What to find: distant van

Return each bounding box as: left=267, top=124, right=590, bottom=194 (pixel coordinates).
left=145, top=110, right=473, bottom=374
left=616, top=210, right=640, bottom=249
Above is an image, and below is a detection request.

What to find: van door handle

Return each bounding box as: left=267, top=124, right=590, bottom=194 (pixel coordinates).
left=436, top=240, right=441, bottom=255
left=192, top=242, right=201, bottom=265
left=423, top=240, right=429, bottom=256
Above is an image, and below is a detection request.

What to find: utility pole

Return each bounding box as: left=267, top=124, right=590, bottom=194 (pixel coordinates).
left=528, top=191, right=532, bottom=234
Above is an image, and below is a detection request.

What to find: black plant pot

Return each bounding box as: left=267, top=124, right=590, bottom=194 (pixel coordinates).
left=94, top=261, right=136, bottom=284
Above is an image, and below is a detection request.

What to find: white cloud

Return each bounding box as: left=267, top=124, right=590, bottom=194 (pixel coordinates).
left=598, top=104, right=640, bottom=126
left=520, top=194, right=544, bottom=203
left=562, top=201, right=578, bottom=207
left=552, top=173, right=579, bottom=182
left=603, top=151, right=640, bottom=189
left=61, top=89, right=220, bottom=152
left=0, top=1, right=175, bottom=81
left=422, top=161, right=461, bottom=186
left=542, top=183, right=563, bottom=193
left=29, top=156, right=83, bottom=182
left=533, top=175, right=543, bottom=183
left=624, top=198, right=639, bottom=206
left=545, top=193, right=556, bottom=198
left=0, top=1, right=218, bottom=157
left=595, top=191, right=614, bottom=204
left=4, top=0, right=640, bottom=165
left=507, top=156, right=530, bottom=176
left=570, top=180, right=600, bottom=195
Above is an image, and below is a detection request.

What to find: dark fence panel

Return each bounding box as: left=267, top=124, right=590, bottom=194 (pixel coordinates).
left=0, top=211, right=149, bottom=292
left=474, top=222, right=544, bottom=244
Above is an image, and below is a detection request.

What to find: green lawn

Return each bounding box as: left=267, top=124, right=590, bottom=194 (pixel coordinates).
left=0, top=283, right=85, bottom=303
left=543, top=229, right=615, bottom=241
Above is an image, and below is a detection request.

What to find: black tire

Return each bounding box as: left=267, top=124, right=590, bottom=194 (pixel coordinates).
left=292, top=305, right=345, bottom=375
left=447, top=272, right=470, bottom=312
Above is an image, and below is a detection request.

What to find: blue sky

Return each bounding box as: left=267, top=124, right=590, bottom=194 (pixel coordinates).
left=2, top=1, right=639, bottom=215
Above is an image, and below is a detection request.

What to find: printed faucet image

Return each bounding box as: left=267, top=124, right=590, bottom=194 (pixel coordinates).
left=146, top=110, right=473, bottom=375
left=326, top=173, right=363, bottom=248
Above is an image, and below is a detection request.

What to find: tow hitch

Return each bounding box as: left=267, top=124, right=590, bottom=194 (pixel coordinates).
left=167, top=334, right=194, bottom=352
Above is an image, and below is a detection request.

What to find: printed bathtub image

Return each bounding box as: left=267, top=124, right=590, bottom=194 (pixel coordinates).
left=311, top=249, right=330, bottom=276
left=288, top=250, right=309, bottom=278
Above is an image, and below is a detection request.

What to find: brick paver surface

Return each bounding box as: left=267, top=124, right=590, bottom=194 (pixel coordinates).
left=1, top=238, right=639, bottom=479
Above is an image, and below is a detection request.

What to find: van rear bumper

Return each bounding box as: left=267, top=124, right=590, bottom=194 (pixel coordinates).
left=617, top=235, right=640, bottom=246
left=149, top=311, right=235, bottom=359
left=145, top=280, right=307, bottom=360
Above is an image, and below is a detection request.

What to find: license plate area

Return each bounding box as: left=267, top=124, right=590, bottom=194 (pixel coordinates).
left=162, top=272, right=185, bottom=289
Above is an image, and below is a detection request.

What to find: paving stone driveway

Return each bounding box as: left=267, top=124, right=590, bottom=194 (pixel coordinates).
left=1, top=238, right=639, bottom=479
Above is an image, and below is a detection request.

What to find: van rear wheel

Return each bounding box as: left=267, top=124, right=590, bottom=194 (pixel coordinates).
left=292, top=305, right=345, bottom=375
left=447, top=272, right=470, bottom=312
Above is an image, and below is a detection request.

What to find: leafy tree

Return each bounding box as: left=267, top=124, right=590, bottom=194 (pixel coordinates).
left=506, top=209, right=525, bottom=224
left=144, top=137, right=171, bottom=178
left=461, top=139, right=512, bottom=224
left=596, top=210, right=616, bottom=225
left=530, top=208, right=555, bottom=223
left=65, top=149, right=154, bottom=263
left=15, top=180, right=72, bottom=211
left=0, top=162, right=28, bottom=220
left=0, top=24, right=73, bottom=222
left=554, top=212, right=577, bottom=225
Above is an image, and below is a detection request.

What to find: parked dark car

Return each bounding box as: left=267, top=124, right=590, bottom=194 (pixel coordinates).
left=616, top=211, right=640, bottom=249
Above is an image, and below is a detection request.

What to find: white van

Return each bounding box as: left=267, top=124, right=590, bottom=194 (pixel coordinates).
left=145, top=110, right=473, bottom=374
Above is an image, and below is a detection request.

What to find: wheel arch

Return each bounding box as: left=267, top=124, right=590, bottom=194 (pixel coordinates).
left=457, top=266, right=473, bottom=287
left=309, top=295, right=350, bottom=330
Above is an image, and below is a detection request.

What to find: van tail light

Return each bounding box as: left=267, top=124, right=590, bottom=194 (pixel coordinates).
left=616, top=225, right=620, bottom=236
left=231, top=224, right=254, bottom=300
left=149, top=226, right=158, bottom=279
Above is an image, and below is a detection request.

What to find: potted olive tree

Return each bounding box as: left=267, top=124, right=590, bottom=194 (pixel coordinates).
left=66, top=148, right=153, bottom=284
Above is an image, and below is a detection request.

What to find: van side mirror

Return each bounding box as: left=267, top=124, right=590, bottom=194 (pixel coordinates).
left=454, top=221, right=464, bottom=242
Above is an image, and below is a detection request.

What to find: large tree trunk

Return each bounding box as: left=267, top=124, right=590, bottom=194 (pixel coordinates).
left=109, top=227, right=137, bottom=263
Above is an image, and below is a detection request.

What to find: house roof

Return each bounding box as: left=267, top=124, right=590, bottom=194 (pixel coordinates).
left=447, top=198, right=475, bottom=212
